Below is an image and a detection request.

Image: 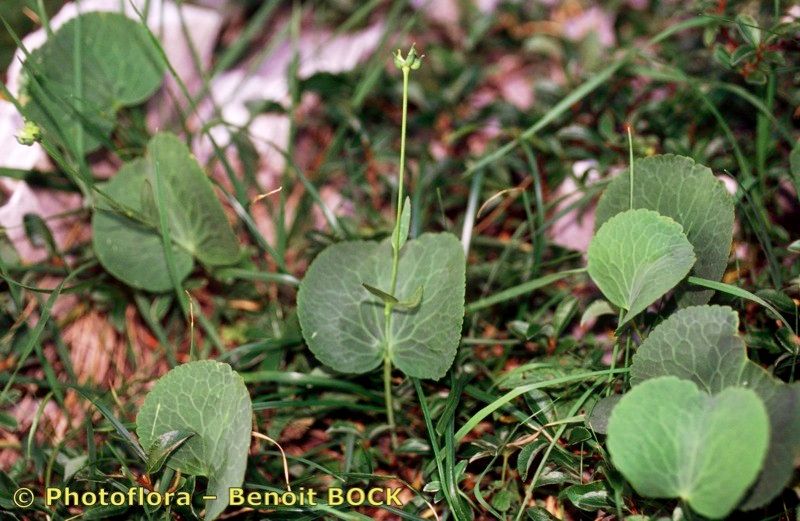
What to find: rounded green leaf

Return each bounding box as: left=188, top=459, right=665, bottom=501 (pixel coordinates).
left=21, top=12, right=164, bottom=153
left=297, top=232, right=465, bottom=380
left=92, top=157, right=193, bottom=292
left=136, top=361, right=251, bottom=521
left=739, top=379, right=800, bottom=510
left=587, top=208, right=695, bottom=324
left=595, top=155, right=734, bottom=305
left=607, top=376, right=769, bottom=519
left=630, top=305, right=743, bottom=390
left=630, top=305, right=800, bottom=509
left=92, top=133, right=240, bottom=292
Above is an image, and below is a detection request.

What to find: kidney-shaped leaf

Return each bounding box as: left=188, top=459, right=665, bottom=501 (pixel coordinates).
left=297, top=232, right=465, bottom=380
left=630, top=305, right=800, bottom=509
left=607, top=376, right=769, bottom=519
left=587, top=208, right=695, bottom=325
left=136, top=361, right=251, bottom=521
left=595, top=155, right=734, bottom=305
left=93, top=132, right=240, bottom=292
left=21, top=12, right=164, bottom=153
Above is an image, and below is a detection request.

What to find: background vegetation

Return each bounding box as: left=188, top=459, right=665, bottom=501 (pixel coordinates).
left=1, top=0, right=799, bottom=519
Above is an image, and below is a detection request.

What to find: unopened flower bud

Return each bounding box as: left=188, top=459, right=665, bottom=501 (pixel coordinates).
left=16, top=120, right=41, bottom=146
left=393, top=45, right=424, bottom=71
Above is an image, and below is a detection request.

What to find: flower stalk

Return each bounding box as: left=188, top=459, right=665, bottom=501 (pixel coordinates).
left=382, top=46, right=422, bottom=448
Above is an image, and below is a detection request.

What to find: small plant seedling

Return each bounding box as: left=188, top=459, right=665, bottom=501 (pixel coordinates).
left=19, top=12, right=164, bottom=155
left=586, top=152, right=800, bottom=516
left=297, top=47, right=466, bottom=439
left=92, top=132, right=241, bottom=292
left=136, top=360, right=252, bottom=521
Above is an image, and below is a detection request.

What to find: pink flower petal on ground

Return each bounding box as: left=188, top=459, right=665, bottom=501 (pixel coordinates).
left=782, top=5, right=800, bottom=22
left=196, top=22, right=384, bottom=174
left=467, top=118, right=502, bottom=156
left=0, top=100, right=47, bottom=170
left=500, top=73, right=534, bottom=111
left=0, top=179, right=82, bottom=263
left=548, top=160, right=602, bottom=253
left=315, top=185, right=355, bottom=231
left=5, top=0, right=224, bottom=139
left=8, top=0, right=221, bottom=93
left=410, top=0, right=460, bottom=27
left=562, top=6, right=616, bottom=48
left=717, top=174, right=738, bottom=196
left=411, top=0, right=498, bottom=27
left=494, top=56, right=534, bottom=110
left=144, top=2, right=224, bottom=128
left=475, top=0, right=501, bottom=13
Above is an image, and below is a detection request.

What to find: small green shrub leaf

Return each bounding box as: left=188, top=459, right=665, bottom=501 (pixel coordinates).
left=21, top=12, right=164, bottom=154
left=630, top=305, right=800, bottom=509
left=136, top=361, right=251, bottom=521
left=559, top=481, right=611, bottom=511
left=587, top=208, right=695, bottom=324
left=595, top=155, right=734, bottom=305
left=579, top=299, right=615, bottom=327
left=297, top=232, right=465, bottom=379
left=145, top=429, right=195, bottom=475
left=393, top=196, right=412, bottom=254
left=790, top=141, right=800, bottom=197
left=92, top=133, right=240, bottom=292
left=362, top=283, right=399, bottom=305
left=607, top=376, right=769, bottom=519
left=517, top=439, right=549, bottom=481
left=585, top=394, right=621, bottom=435
left=524, top=507, right=560, bottom=521
left=395, top=285, right=423, bottom=311
left=735, top=14, right=761, bottom=46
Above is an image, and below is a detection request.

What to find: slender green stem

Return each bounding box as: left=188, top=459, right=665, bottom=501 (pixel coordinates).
left=627, top=125, right=634, bottom=209
left=755, top=74, right=775, bottom=192
left=606, top=308, right=625, bottom=394
left=383, top=356, right=397, bottom=447
left=389, top=66, right=410, bottom=297
left=623, top=332, right=633, bottom=386
left=382, top=59, right=412, bottom=447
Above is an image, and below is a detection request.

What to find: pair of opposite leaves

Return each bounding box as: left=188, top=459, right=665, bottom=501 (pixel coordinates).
left=297, top=219, right=466, bottom=380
